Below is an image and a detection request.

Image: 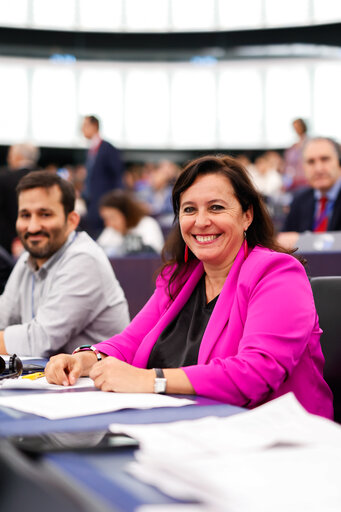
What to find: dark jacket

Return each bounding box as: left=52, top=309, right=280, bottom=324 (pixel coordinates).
left=83, top=140, right=123, bottom=237
left=282, top=187, right=341, bottom=232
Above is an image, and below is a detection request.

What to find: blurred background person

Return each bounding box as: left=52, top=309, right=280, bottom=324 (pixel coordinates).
left=145, top=160, right=181, bottom=229
left=123, top=162, right=155, bottom=206
left=42, top=163, right=88, bottom=219
left=282, top=117, right=309, bottom=191
left=0, top=143, right=40, bottom=256
left=238, top=151, right=287, bottom=232
left=97, top=190, right=164, bottom=257
left=123, top=160, right=180, bottom=235
left=248, top=152, right=283, bottom=198
left=235, top=153, right=255, bottom=174
left=264, top=150, right=284, bottom=177
left=66, top=164, right=88, bottom=219
left=278, top=137, right=341, bottom=249
left=81, top=115, right=124, bottom=238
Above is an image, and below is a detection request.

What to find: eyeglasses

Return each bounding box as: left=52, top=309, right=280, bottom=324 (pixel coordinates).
left=0, top=354, right=23, bottom=380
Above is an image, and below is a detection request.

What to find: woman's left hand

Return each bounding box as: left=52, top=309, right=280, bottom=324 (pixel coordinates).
left=89, top=357, right=154, bottom=393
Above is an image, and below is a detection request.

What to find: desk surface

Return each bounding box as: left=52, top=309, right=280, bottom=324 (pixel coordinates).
left=0, top=391, right=243, bottom=512
left=0, top=393, right=241, bottom=436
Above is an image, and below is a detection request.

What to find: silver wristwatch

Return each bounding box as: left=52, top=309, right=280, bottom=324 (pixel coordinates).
left=154, top=368, right=167, bottom=394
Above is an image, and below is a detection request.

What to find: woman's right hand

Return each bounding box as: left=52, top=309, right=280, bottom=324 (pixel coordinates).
left=45, top=351, right=97, bottom=386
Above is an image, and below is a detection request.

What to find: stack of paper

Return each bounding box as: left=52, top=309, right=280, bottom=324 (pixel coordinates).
left=109, top=393, right=341, bottom=512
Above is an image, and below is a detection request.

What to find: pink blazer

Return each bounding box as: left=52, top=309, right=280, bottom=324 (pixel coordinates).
left=95, top=245, right=333, bottom=419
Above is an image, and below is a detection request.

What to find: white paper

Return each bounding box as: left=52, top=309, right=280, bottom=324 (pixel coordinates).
left=0, top=391, right=194, bottom=419
left=0, top=376, right=95, bottom=390
left=109, top=393, right=341, bottom=512
left=110, top=393, right=341, bottom=456
left=133, top=445, right=341, bottom=512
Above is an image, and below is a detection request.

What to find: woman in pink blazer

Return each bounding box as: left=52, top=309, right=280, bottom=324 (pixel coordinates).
left=46, top=155, right=333, bottom=419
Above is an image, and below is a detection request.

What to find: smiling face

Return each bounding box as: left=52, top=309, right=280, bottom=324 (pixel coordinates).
left=179, top=173, right=253, bottom=273
left=304, top=139, right=341, bottom=193
left=16, top=185, right=79, bottom=267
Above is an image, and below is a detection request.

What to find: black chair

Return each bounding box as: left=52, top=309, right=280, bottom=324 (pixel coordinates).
left=310, top=276, right=341, bottom=423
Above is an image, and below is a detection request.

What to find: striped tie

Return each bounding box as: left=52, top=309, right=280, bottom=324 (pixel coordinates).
left=314, top=196, right=328, bottom=233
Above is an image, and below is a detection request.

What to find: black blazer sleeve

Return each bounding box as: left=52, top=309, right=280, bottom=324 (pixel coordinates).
left=281, top=188, right=315, bottom=233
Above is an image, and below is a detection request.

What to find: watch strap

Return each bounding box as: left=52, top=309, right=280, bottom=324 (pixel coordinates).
left=72, top=344, right=102, bottom=361
left=154, top=368, right=165, bottom=379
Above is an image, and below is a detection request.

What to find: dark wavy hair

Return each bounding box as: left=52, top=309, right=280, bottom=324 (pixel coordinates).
left=161, top=154, right=297, bottom=300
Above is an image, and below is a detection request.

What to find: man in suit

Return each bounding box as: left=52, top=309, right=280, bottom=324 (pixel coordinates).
left=81, top=115, right=124, bottom=238
left=278, top=137, right=341, bottom=249
left=0, top=143, right=40, bottom=255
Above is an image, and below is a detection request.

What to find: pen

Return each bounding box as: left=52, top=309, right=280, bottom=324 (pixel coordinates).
left=22, top=372, right=45, bottom=380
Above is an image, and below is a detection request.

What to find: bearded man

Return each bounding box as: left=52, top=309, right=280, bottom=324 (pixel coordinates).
left=0, top=171, right=129, bottom=357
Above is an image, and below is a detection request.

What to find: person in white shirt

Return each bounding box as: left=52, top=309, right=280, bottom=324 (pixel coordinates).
left=97, top=190, right=164, bottom=257
left=248, top=152, right=283, bottom=198
left=0, top=171, right=130, bottom=357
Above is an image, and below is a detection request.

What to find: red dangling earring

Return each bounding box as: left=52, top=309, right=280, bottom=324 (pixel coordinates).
left=184, top=244, right=189, bottom=263
left=243, top=231, right=248, bottom=260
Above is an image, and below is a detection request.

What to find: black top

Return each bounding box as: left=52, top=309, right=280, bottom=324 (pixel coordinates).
left=147, top=275, right=219, bottom=369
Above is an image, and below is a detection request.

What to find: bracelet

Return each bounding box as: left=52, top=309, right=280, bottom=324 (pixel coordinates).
left=72, top=344, right=102, bottom=361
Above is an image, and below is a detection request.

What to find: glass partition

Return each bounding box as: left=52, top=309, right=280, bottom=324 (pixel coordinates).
left=1, top=56, right=340, bottom=149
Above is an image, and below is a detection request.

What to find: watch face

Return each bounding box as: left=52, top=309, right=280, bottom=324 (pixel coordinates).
left=154, top=378, right=167, bottom=394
